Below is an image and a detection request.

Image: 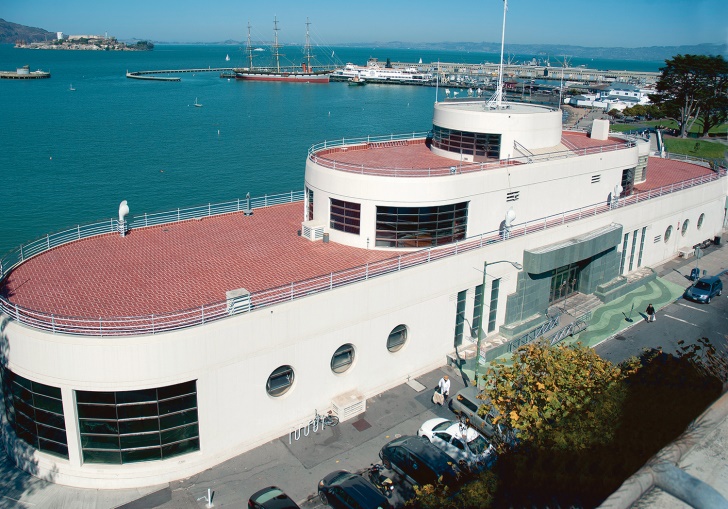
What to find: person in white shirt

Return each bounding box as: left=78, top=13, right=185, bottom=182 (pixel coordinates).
left=438, top=375, right=451, bottom=402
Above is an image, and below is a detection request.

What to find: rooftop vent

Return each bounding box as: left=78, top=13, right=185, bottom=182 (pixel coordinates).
left=226, top=288, right=251, bottom=315
left=301, top=220, right=325, bottom=242
left=332, top=390, right=366, bottom=422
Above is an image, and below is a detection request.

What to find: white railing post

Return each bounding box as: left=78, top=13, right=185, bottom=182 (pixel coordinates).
left=290, top=282, right=294, bottom=300
left=51, top=314, right=55, bottom=333
left=330, top=273, right=333, bottom=289
left=366, top=263, right=369, bottom=279
left=177, top=208, right=180, bottom=222
left=201, top=305, right=205, bottom=324
left=152, top=314, right=155, bottom=334
left=398, top=256, right=401, bottom=271
left=47, top=235, right=50, bottom=250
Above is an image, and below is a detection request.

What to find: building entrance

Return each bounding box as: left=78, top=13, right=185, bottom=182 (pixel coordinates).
left=550, top=263, right=581, bottom=304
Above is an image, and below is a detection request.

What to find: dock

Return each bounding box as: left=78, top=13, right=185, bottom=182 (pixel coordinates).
left=126, top=67, right=234, bottom=81
left=0, top=65, right=50, bottom=80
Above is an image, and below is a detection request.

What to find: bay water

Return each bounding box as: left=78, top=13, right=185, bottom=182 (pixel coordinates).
left=0, top=44, right=662, bottom=255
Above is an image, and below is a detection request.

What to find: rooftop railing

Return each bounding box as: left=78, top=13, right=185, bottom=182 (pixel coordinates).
left=308, top=133, right=635, bottom=177
left=1, top=168, right=724, bottom=337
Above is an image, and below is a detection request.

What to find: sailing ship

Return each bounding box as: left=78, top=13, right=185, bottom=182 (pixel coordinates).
left=233, top=17, right=330, bottom=83
left=194, top=98, right=202, bottom=107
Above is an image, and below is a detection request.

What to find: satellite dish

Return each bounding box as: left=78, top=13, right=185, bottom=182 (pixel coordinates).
left=614, top=184, right=623, bottom=197
left=505, top=207, right=516, bottom=227
left=118, top=200, right=129, bottom=222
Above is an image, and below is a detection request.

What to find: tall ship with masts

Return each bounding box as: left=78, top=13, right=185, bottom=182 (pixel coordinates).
left=234, top=17, right=331, bottom=83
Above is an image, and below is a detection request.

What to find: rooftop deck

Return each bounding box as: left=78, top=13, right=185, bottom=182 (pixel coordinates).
left=1, top=153, right=723, bottom=336
left=308, top=131, right=632, bottom=177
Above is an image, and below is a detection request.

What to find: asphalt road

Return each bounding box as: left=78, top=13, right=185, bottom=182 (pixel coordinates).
left=595, top=271, right=728, bottom=365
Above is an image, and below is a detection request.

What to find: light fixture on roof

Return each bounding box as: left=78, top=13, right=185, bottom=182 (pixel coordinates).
left=118, top=200, right=129, bottom=237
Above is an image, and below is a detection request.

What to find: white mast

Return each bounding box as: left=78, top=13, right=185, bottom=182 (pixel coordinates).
left=487, top=0, right=508, bottom=109
left=273, top=16, right=281, bottom=73
left=304, top=17, right=313, bottom=71
left=246, top=21, right=253, bottom=70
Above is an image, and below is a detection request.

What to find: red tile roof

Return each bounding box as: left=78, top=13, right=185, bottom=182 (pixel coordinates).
left=2, top=203, right=393, bottom=319
left=635, top=157, right=715, bottom=191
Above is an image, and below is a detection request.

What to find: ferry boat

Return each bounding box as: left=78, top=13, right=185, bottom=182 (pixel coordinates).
left=233, top=17, right=330, bottom=84
left=0, top=0, right=726, bottom=491
left=332, top=58, right=433, bottom=83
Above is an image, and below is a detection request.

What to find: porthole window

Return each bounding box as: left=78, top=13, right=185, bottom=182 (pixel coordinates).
left=681, top=220, right=689, bottom=236
left=331, top=344, right=355, bottom=374
left=387, top=324, right=408, bottom=352
left=664, top=225, right=672, bottom=243
left=697, top=213, right=705, bottom=230
left=267, top=365, right=295, bottom=397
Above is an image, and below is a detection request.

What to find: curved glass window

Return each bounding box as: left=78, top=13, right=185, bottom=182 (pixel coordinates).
left=681, top=220, right=689, bottom=236
left=330, top=199, right=361, bottom=235
left=664, top=225, right=673, bottom=243
left=431, top=125, right=501, bottom=159
left=375, top=202, right=468, bottom=248
left=1, top=368, right=68, bottom=459
left=267, top=365, right=295, bottom=397
left=76, top=380, right=199, bottom=464
left=331, top=344, right=355, bottom=373
left=387, top=325, right=408, bottom=352
left=697, top=213, right=705, bottom=230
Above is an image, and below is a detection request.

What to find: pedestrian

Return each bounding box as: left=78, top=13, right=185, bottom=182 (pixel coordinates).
left=438, top=375, right=451, bottom=403
left=646, top=303, right=655, bottom=322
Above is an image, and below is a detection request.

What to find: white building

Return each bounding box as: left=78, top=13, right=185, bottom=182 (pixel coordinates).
left=1, top=95, right=726, bottom=488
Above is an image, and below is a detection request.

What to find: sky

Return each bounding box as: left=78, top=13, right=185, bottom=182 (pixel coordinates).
left=4, top=0, right=727, bottom=47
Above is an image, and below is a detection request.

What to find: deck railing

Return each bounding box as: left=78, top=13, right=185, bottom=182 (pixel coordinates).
left=308, top=134, right=635, bottom=177
left=0, top=169, right=725, bottom=337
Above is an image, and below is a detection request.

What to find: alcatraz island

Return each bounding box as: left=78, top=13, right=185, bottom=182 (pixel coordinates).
left=15, top=33, right=153, bottom=51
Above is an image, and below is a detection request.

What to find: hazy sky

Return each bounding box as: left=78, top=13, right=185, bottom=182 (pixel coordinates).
left=4, top=0, right=727, bottom=47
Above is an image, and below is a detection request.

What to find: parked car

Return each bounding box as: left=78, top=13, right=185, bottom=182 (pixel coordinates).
left=248, top=486, right=301, bottom=509
left=417, top=418, right=496, bottom=471
left=684, top=276, right=723, bottom=303
left=379, top=435, right=461, bottom=488
left=448, top=386, right=500, bottom=438
left=318, top=470, right=391, bottom=509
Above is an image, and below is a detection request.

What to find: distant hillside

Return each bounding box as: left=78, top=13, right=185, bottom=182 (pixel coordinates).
left=343, top=41, right=727, bottom=62
left=0, top=18, right=55, bottom=44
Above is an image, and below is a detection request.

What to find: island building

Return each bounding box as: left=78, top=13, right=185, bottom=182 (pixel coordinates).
left=1, top=7, right=727, bottom=490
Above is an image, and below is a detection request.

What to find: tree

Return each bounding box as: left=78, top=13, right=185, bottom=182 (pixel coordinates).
left=607, top=108, right=622, bottom=119
left=649, top=54, right=728, bottom=138
left=480, top=340, right=635, bottom=451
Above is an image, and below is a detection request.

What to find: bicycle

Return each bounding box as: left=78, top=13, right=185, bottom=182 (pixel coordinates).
left=314, top=409, right=339, bottom=428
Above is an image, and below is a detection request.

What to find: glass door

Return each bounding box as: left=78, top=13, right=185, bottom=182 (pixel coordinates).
left=550, top=263, right=580, bottom=304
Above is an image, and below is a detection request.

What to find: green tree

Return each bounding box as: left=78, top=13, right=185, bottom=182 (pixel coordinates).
left=481, top=340, right=634, bottom=450
left=649, top=54, right=728, bottom=138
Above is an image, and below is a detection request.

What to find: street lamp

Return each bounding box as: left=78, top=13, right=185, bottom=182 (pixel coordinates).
left=474, top=259, right=523, bottom=387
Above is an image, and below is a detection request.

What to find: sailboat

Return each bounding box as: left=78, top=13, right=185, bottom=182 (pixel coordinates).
left=225, top=54, right=230, bottom=62
left=194, top=98, right=202, bottom=107
left=233, top=17, right=330, bottom=83
left=69, top=83, right=75, bottom=91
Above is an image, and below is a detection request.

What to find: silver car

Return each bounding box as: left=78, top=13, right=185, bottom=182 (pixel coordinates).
left=448, top=386, right=500, bottom=438
left=417, top=418, right=496, bottom=470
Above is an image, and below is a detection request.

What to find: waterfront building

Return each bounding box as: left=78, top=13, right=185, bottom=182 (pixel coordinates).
left=1, top=89, right=725, bottom=488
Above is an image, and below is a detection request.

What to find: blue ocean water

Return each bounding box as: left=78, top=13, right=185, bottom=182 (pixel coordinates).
left=0, top=44, right=662, bottom=255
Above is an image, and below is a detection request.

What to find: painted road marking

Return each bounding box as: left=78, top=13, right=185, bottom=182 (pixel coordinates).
left=664, top=314, right=700, bottom=327
left=677, top=303, right=709, bottom=313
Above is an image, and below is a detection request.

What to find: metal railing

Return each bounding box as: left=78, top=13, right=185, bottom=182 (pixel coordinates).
left=0, top=169, right=725, bottom=337
left=308, top=134, right=636, bottom=177
left=484, top=312, right=562, bottom=362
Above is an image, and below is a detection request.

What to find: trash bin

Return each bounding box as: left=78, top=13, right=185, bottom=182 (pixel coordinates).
left=689, top=268, right=700, bottom=281
left=323, top=233, right=329, bottom=243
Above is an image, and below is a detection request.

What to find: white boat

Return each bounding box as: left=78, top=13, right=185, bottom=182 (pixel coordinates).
left=333, top=58, right=433, bottom=83
left=194, top=98, right=202, bottom=107
left=225, top=54, right=230, bottom=62
left=69, top=83, right=75, bottom=91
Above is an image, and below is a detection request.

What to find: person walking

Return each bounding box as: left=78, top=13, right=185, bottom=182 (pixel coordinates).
left=646, top=303, right=656, bottom=322
left=438, top=375, right=451, bottom=403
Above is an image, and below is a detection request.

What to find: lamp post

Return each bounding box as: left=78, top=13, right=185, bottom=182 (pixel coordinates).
left=474, top=259, right=523, bottom=387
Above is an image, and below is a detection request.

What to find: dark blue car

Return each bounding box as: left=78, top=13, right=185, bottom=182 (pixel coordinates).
left=684, top=276, right=723, bottom=303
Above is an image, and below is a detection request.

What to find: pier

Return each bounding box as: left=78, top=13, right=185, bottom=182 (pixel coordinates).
left=126, top=67, right=234, bottom=81
left=0, top=65, right=50, bottom=80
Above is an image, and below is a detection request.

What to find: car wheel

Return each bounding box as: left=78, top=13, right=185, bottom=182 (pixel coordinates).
left=706, top=297, right=711, bottom=303
left=319, top=492, right=329, bottom=505
left=718, top=290, right=722, bottom=296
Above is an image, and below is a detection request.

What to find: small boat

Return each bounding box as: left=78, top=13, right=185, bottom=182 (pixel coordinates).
left=194, top=98, right=202, bottom=107
left=348, top=76, right=366, bottom=86
left=69, top=83, right=75, bottom=91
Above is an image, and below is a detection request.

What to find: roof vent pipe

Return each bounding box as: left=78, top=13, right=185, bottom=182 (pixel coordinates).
left=118, top=200, right=129, bottom=237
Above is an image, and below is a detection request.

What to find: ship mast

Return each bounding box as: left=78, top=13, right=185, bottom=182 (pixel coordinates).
left=304, top=17, right=312, bottom=72
left=273, top=16, right=281, bottom=73
left=246, top=21, right=253, bottom=70
left=488, top=0, right=508, bottom=110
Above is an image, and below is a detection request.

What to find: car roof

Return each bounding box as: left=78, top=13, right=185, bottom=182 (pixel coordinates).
left=323, top=471, right=387, bottom=506
left=697, top=276, right=720, bottom=284
left=249, top=486, right=300, bottom=509
left=385, top=435, right=460, bottom=471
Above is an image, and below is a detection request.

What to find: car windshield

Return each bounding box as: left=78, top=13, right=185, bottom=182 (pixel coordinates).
left=252, top=488, right=284, bottom=504
left=695, top=281, right=711, bottom=290
left=433, top=420, right=454, bottom=432
left=467, top=434, right=491, bottom=455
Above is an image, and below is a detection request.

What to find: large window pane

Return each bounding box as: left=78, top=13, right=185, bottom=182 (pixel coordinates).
left=76, top=380, right=199, bottom=465
left=375, top=202, right=469, bottom=248
left=330, top=198, right=361, bottom=235
left=1, top=368, right=68, bottom=459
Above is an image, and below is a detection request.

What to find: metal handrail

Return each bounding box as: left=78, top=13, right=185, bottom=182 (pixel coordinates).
left=308, top=134, right=636, bottom=177
left=0, top=170, right=725, bottom=337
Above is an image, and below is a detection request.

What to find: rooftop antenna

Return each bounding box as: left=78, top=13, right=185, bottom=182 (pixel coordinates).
left=487, top=0, right=508, bottom=110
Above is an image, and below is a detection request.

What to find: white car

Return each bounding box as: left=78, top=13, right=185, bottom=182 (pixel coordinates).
left=417, top=418, right=496, bottom=471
